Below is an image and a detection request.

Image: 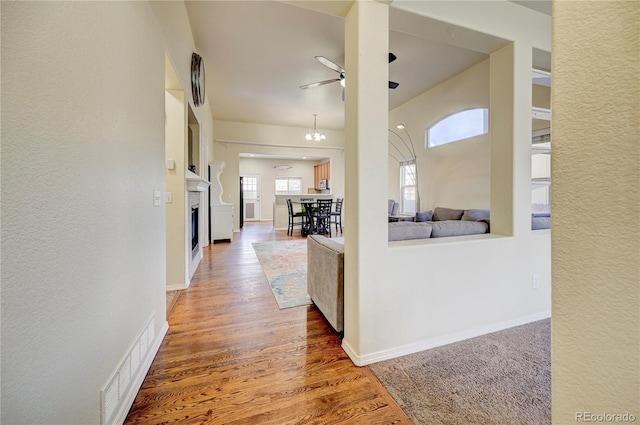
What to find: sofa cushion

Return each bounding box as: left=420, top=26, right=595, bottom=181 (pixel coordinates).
left=388, top=199, right=400, bottom=216
left=461, top=209, right=490, bottom=221
left=429, top=220, right=488, bottom=238
left=433, top=207, right=465, bottom=221
left=415, top=210, right=434, bottom=222
left=531, top=216, right=551, bottom=230
left=531, top=212, right=551, bottom=218
left=388, top=222, right=432, bottom=241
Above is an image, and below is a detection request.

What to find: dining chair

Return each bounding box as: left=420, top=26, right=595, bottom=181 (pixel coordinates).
left=300, top=199, right=316, bottom=236
left=315, top=199, right=333, bottom=237
left=286, top=199, right=305, bottom=236
left=330, top=198, right=343, bottom=233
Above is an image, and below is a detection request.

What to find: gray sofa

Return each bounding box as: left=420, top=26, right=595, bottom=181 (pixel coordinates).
left=389, top=207, right=490, bottom=241
left=389, top=206, right=550, bottom=241
left=531, top=213, right=551, bottom=230
left=307, top=235, right=344, bottom=333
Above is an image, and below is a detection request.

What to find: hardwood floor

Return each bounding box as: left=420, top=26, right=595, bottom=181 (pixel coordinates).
left=125, top=222, right=411, bottom=424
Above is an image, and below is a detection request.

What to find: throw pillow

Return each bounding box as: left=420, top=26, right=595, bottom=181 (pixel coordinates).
left=433, top=207, right=464, bottom=221
left=415, top=210, right=433, bottom=222
left=461, top=209, right=490, bottom=221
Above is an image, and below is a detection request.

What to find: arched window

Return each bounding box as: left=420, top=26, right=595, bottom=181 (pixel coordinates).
left=426, top=108, right=489, bottom=148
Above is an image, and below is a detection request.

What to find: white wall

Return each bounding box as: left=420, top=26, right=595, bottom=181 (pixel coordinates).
left=239, top=157, right=323, bottom=221
left=1, top=1, right=219, bottom=423
left=552, top=2, right=639, bottom=422
left=154, top=1, right=215, bottom=290
left=341, top=1, right=552, bottom=365
left=1, top=2, right=167, bottom=423
left=213, top=120, right=345, bottom=230
left=389, top=59, right=491, bottom=210
left=165, top=90, right=188, bottom=288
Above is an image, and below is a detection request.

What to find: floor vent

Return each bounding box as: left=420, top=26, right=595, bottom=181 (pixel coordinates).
left=100, top=315, right=155, bottom=425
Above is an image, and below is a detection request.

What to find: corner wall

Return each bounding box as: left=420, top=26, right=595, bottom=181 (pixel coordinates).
left=342, top=1, right=552, bottom=365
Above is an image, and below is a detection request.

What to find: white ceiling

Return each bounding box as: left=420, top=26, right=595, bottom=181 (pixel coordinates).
left=185, top=1, right=549, bottom=132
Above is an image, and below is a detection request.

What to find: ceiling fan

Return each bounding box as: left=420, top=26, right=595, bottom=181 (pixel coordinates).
left=300, top=53, right=399, bottom=95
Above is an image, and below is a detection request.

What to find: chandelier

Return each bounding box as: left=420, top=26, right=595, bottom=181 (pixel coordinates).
left=305, top=114, right=326, bottom=141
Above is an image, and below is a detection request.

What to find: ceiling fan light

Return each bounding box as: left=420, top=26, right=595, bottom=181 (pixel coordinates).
left=340, top=78, right=346, bottom=88
left=397, top=123, right=406, bottom=129
left=320, top=133, right=326, bottom=140
left=305, top=132, right=312, bottom=141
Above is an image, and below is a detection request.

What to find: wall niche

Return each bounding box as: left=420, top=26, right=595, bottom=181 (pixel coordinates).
left=187, top=106, right=200, bottom=176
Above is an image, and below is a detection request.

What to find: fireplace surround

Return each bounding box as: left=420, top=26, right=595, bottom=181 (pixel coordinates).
left=191, top=203, right=199, bottom=255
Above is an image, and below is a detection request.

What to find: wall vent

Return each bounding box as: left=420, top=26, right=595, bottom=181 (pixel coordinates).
left=100, top=315, right=156, bottom=425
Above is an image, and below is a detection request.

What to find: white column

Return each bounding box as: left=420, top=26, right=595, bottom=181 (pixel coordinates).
left=342, top=0, right=390, bottom=364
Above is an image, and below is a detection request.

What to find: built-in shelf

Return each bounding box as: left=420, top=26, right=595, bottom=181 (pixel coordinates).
left=532, top=68, right=551, bottom=87
left=186, top=170, right=210, bottom=192
left=532, top=106, right=551, bottom=121
left=532, top=127, right=551, bottom=143
left=531, top=177, right=551, bottom=188
left=531, top=69, right=552, bottom=208
left=532, top=146, right=551, bottom=155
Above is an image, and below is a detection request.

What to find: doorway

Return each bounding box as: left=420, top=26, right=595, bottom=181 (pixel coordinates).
left=241, top=174, right=261, bottom=222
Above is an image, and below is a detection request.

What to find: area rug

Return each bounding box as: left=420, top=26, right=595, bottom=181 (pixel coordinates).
left=252, top=240, right=311, bottom=309
left=369, top=319, right=551, bottom=425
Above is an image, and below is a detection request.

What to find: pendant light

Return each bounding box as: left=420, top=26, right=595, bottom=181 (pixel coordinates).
left=305, top=114, right=326, bottom=141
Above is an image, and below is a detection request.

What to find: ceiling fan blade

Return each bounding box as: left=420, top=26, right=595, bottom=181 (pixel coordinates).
left=389, top=52, right=397, bottom=63
left=389, top=81, right=399, bottom=89
left=300, top=78, right=341, bottom=90
left=315, top=56, right=345, bottom=74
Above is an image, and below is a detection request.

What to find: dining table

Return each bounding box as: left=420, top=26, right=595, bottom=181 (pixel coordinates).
left=295, top=199, right=332, bottom=236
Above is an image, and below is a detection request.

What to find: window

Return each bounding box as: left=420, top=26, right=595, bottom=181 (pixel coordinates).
left=242, top=176, right=258, bottom=199
left=400, top=161, right=416, bottom=214
left=275, top=177, right=302, bottom=195
left=426, top=108, right=489, bottom=148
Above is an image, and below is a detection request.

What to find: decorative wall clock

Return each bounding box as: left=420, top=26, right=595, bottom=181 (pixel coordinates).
left=191, top=53, right=205, bottom=107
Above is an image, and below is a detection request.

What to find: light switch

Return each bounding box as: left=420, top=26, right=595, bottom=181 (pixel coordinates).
left=165, top=192, right=172, bottom=203
left=166, top=159, right=175, bottom=170
left=153, top=190, right=162, bottom=206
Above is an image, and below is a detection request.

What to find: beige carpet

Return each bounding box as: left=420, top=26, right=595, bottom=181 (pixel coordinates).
left=369, top=319, right=551, bottom=425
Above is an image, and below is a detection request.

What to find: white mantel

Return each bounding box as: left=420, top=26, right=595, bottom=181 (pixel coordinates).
left=186, top=170, right=210, bottom=192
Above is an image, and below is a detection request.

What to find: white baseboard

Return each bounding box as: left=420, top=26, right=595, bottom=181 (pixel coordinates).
left=166, top=282, right=189, bottom=291
left=342, top=311, right=551, bottom=366
left=101, top=317, right=169, bottom=425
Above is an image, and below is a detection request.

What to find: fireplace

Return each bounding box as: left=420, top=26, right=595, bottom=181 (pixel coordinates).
left=191, top=203, right=199, bottom=255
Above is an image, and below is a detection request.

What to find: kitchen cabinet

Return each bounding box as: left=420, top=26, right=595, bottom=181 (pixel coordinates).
left=314, top=163, right=330, bottom=189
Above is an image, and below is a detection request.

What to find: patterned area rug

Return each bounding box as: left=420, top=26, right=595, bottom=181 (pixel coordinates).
left=252, top=240, right=311, bottom=309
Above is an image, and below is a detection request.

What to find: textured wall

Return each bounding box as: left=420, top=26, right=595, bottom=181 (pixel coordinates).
left=1, top=3, right=166, bottom=423
left=552, top=1, right=639, bottom=423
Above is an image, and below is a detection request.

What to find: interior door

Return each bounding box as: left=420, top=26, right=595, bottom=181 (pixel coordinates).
left=241, top=174, right=261, bottom=222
